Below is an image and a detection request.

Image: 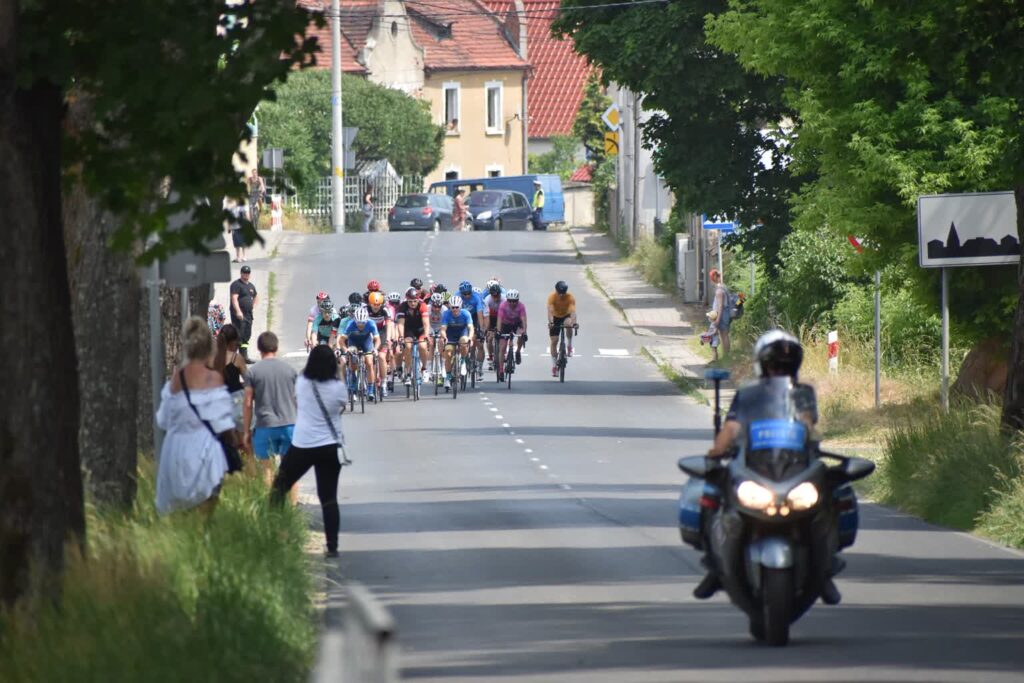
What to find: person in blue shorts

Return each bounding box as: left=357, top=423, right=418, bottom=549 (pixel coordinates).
left=457, top=280, right=487, bottom=380
left=243, top=331, right=298, bottom=493
left=438, top=295, right=474, bottom=390
left=338, top=306, right=381, bottom=400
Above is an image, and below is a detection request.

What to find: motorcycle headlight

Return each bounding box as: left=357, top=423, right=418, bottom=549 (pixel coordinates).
left=786, top=482, right=819, bottom=511
left=477, top=210, right=492, bottom=220
left=736, top=481, right=774, bottom=510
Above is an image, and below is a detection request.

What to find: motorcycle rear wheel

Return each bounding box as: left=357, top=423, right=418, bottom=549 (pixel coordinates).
left=762, top=567, right=793, bottom=646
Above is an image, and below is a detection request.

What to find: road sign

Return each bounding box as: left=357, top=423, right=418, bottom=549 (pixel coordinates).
left=601, top=103, right=621, bottom=131
left=343, top=126, right=359, bottom=148
left=160, top=250, right=231, bottom=287
left=917, top=191, right=1019, bottom=268
left=262, top=147, right=284, bottom=170
left=604, top=131, right=619, bottom=156
left=702, top=216, right=736, bottom=234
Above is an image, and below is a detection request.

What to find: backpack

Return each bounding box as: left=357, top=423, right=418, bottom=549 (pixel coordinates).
left=728, top=291, right=743, bottom=320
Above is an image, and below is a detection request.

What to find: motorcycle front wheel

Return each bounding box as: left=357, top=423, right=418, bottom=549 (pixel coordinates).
left=761, top=567, right=793, bottom=646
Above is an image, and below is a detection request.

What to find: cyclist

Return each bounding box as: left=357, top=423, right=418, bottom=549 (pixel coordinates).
left=396, top=287, right=430, bottom=385
left=305, top=290, right=330, bottom=350
left=458, top=280, right=488, bottom=380
left=497, top=288, right=528, bottom=369
left=438, top=295, right=474, bottom=390
left=426, top=292, right=448, bottom=384
left=385, top=291, right=404, bottom=377
left=366, top=292, right=394, bottom=397
left=348, top=291, right=365, bottom=309
left=410, top=278, right=430, bottom=302
left=338, top=306, right=381, bottom=401
left=309, top=295, right=342, bottom=349
left=547, top=280, right=577, bottom=376
left=365, top=279, right=382, bottom=302
left=483, top=281, right=504, bottom=370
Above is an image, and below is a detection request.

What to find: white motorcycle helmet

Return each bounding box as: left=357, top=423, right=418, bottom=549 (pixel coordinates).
left=753, top=330, right=803, bottom=379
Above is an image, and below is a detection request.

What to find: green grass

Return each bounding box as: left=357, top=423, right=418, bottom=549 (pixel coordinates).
left=627, top=238, right=674, bottom=293
left=640, top=346, right=708, bottom=405
left=267, top=271, right=278, bottom=331
left=0, top=465, right=316, bottom=682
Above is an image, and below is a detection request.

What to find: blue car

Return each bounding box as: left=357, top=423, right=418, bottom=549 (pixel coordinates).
left=467, top=190, right=535, bottom=231
left=387, top=194, right=455, bottom=232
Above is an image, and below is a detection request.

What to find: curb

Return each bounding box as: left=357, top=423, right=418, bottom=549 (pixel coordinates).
left=567, top=227, right=643, bottom=338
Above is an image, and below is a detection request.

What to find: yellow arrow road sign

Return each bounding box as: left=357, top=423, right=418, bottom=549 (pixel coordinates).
left=604, top=131, right=619, bottom=155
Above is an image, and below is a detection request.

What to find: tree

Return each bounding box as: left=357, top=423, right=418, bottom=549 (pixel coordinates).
left=553, top=0, right=803, bottom=268
left=258, top=70, right=444, bottom=200
left=2, top=0, right=319, bottom=605
left=572, top=71, right=610, bottom=166
left=529, top=135, right=580, bottom=180
left=707, top=1, right=1024, bottom=426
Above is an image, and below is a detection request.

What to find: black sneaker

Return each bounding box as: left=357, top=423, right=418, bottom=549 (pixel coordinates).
left=325, top=548, right=339, bottom=558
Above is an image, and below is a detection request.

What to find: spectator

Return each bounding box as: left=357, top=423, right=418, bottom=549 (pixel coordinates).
left=213, top=323, right=248, bottom=452
left=709, top=268, right=731, bottom=355
left=271, top=345, right=348, bottom=557
left=243, top=331, right=298, bottom=492
left=700, top=310, right=721, bottom=361
left=362, top=192, right=374, bottom=233
left=452, top=189, right=467, bottom=231
left=207, top=302, right=226, bottom=337
left=230, top=265, right=257, bottom=363
left=155, top=316, right=234, bottom=516
left=227, top=198, right=250, bottom=263
left=531, top=180, right=545, bottom=230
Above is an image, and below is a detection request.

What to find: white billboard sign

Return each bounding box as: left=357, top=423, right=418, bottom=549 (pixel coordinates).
left=917, top=191, right=1019, bottom=268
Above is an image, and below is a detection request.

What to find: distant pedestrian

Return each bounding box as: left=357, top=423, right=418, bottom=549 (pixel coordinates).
left=227, top=199, right=250, bottom=262
left=242, top=331, right=298, bottom=493
left=213, top=323, right=248, bottom=448
left=709, top=268, right=731, bottom=355
left=362, top=192, right=374, bottom=233
left=452, top=189, right=467, bottom=231
left=155, top=316, right=234, bottom=516
left=230, top=265, right=257, bottom=362
left=271, top=345, right=348, bottom=557
left=701, top=310, right=721, bottom=361
left=531, top=180, right=545, bottom=230
left=207, top=302, right=227, bottom=337
left=248, top=168, right=266, bottom=228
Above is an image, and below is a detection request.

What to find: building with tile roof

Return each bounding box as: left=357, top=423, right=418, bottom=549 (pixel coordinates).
left=303, top=0, right=530, bottom=185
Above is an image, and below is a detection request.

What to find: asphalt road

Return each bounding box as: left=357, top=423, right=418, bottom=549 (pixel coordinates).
left=270, top=229, right=1024, bottom=682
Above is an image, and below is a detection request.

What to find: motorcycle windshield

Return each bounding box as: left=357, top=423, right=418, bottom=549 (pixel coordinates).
left=734, top=377, right=816, bottom=481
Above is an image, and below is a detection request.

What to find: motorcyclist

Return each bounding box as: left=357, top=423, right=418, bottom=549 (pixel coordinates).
left=692, top=330, right=841, bottom=605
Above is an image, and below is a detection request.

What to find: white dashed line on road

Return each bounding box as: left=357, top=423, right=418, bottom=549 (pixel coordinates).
left=524, top=448, right=533, bottom=454
left=597, top=348, right=630, bottom=357
left=514, top=438, right=524, bottom=444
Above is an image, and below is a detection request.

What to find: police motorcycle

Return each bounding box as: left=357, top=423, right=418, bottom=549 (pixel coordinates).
left=678, top=333, right=875, bottom=646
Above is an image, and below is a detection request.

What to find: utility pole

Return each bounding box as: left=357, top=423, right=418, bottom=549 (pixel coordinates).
left=631, top=91, right=640, bottom=246
left=331, top=0, right=344, bottom=233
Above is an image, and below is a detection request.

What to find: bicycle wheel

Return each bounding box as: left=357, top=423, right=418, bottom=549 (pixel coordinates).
left=469, top=351, right=477, bottom=390
left=412, top=346, right=421, bottom=401
left=559, top=329, right=567, bottom=383
left=359, top=364, right=366, bottom=414
left=348, top=365, right=356, bottom=412
left=433, top=344, right=442, bottom=396
left=506, top=342, right=514, bottom=390
left=452, top=349, right=459, bottom=400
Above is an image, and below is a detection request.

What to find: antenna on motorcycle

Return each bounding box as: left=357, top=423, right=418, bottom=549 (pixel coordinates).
left=704, top=367, right=731, bottom=435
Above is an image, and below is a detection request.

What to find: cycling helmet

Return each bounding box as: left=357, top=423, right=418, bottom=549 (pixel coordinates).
left=486, top=279, right=499, bottom=290
left=386, top=291, right=401, bottom=304
left=348, top=291, right=363, bottom=305
left=410, top=278, right=423, bottom=289
left=555, top=280, right=568, bottom=294
left=405, top=287, right=420, bottom=300
left=434, top=283, right=447, bottom=294
left=318, top=296, right=333, bottom=312
left=430, top=293, right=444, bottom=306
left=316, top=290, right=329, bottom=301
left=367, top=279, right=381, bottom=292
left=753, top=330, right=803, bottom=379
left=488, top=283, right=501, bottom=297
left=505, top=289, right=520, bottom=301
left=449, top=295, right=464, bottom=309
left=368, top=292, right=384, bottom=307
left=341, top=304, right=354, bottom=317
left=459, top=280, right=473, bottom=294
left=473, top=287, right=482, bottom=295
left=352, top=307, right=369, bottom=323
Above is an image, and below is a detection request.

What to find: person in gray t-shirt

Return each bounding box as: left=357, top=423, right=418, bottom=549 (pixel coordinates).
left=243, top=332, right=298, bottom=488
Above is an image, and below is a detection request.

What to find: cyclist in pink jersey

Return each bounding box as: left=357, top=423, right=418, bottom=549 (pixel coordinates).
left=497, top=289, right=528, bottom=366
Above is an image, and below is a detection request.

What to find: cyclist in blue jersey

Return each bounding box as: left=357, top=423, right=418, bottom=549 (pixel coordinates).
left=308, top=296, right=342, bottom=349
left=438, top=295, right=474, bottom=390
left=338, top=307, right=381, bottom=400
left=458, top=281, right=488, bottom=380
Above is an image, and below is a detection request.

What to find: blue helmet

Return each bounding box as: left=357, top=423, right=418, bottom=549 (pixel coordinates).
left=459, top=280, right=473, bottom=294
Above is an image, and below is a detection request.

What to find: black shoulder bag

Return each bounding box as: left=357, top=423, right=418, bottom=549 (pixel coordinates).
left=180, top=370, right=244, bottom=474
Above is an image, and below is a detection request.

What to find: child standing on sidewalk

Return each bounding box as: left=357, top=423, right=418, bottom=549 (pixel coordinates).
left=701, top=310, right=721, bottom=361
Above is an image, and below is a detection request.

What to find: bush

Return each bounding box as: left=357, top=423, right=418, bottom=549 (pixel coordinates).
left=832, top=282, right=942, bottom=368
left=0, top=466, right=315, bottom=682
left=878, top=400, right=1021, bottom=532
left=629, top=238, right=674, bottom=290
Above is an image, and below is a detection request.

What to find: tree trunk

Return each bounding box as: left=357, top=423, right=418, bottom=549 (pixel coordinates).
left=63, top=95, right=139, bottom=510
left=0, top=8, right=86, bottom=604
left=1001, top=184, right=1024, bottom=429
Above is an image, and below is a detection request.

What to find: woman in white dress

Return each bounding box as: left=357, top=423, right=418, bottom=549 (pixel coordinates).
left=156, top=316, right=235, bottom=515
left=271, top=344, right=347, bottom=556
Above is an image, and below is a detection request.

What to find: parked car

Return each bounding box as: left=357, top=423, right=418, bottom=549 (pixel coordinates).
left=387, top=194, right=454, bottom=231
left=428, top=173, right=565, bottom=227
left=466, top=190, right=535, bottom=231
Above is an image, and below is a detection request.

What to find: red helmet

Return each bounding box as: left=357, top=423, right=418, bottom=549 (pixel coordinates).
left=316, top=290, right=329, bottom=301
left=367, top=280, right=381, bottom=292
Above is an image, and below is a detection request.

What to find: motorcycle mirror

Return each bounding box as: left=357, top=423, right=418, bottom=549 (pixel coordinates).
left=678, top=455, right=711, bottom=479
left=844, top=457, right=876, bottom=482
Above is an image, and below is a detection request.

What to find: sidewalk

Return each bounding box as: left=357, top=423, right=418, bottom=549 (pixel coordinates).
left=212, top=229, right=287, bottom=344
left=568, top=227, right=734, bottom=406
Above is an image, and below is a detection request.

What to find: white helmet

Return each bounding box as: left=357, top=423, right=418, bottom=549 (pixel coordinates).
left=386, top=291, right=401, bottom=304
left=753, top=329, right=803, bottom=378
left=486, top=279, right=499, bottom=290
left=430, top=293, right=444, bottom=306
left=505, top=289, right=520, bottom=301
left=353, top=307, right=369, bottom=323
left=449, top=295, right=464, bottom=308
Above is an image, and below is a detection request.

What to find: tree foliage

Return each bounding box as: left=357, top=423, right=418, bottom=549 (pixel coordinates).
left=572, top=72, right=611, bottom=166
left=553, top=0, right=803, bottom=267
left=529, top=135, right=580, bottom=181
left=258, top=70, right=444, bottom=200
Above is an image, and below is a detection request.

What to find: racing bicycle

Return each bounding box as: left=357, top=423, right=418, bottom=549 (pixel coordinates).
left=553, top=322, right=579, bottom=383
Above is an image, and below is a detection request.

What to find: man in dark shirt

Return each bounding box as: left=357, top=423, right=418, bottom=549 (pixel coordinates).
left=396, top=288, right=430, bottom=384
left=230, top=265, right=258, bottom=362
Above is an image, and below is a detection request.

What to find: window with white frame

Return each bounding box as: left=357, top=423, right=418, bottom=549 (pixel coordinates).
left=443, top=82, right=460, bottom=133
left=485, top=81, right=503, bottom=134
left=486, top=164, right=503, bottom=178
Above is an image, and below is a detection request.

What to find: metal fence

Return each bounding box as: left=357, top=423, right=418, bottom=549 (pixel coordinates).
left=271, top=171, right=423, bottom=229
